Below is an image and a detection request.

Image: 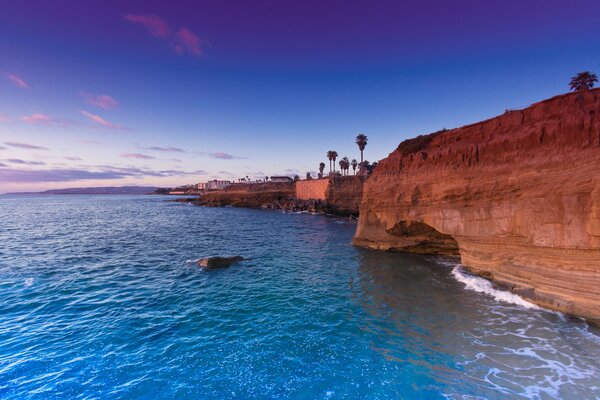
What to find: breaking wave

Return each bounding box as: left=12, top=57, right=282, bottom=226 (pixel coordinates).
left=451, top=265, right=539, bottom=309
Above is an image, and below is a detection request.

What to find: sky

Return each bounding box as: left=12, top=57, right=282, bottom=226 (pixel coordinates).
left=1, top=0, right=599, bottom=193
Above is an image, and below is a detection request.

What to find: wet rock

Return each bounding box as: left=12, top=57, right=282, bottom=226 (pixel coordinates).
left=197, top=256, right=245, bottom=270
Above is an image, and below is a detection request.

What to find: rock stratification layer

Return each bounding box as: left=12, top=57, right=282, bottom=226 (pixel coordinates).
left=353, top=89, right=600, bottom=323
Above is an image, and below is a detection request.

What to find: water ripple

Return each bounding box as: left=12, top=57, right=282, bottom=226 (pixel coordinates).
left=0, top=195, right=599, bottom=399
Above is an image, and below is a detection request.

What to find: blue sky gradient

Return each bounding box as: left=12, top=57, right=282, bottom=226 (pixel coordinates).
left=1, top=0, right=599, bottom=192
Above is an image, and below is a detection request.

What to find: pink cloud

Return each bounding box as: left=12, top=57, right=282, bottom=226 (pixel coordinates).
left=124, top=14, right=170, bottom=38
left=21, top=113, right=55, bottom=125
left=173, top=28, right=204, bottom=57
left=121, top=153, right=155, bottom=160
left=0, top=114, right=9, bottom=122
left=80, top=93, right=119, bottom=110
left=125, top=14, right=205, bottom=58
left=5, top=73, right=29, bottom=89
left=80, top=110, right=126, bottom=130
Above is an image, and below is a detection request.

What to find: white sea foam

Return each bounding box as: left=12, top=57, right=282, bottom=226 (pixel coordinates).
left=24, top=278, right=34, bottom=288
left=451, top=265, right=539, bottom=309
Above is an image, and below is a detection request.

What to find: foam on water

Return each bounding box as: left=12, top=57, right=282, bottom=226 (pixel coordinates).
left=451, top=264, right=539, bottom=309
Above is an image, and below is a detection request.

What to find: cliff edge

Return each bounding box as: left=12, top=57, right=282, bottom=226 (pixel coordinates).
left=353, top=89, right=600, bottom=323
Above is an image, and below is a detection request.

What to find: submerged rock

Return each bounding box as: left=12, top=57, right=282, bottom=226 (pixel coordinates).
left=196, top=256, right=245, bottom=270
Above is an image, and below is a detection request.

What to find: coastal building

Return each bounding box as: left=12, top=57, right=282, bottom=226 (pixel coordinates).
left=270, top=176, right=294, bottom=183
left=197, top=180, right=232, bottom=190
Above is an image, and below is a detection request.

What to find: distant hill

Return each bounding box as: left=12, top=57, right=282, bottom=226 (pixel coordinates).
left=9, top=186, right=161, bottom=195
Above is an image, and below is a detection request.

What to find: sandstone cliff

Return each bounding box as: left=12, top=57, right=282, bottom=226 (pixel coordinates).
left=325, top=176, right=365, bottom=216
left=353, top=89, right=600, bottom=323
left=199, top=182, right=295, bottom=208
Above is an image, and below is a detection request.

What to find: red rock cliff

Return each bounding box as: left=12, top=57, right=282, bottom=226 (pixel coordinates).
left=353, top=89, right=600, bottom=323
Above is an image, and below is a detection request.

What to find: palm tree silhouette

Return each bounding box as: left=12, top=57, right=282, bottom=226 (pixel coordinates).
left=341, top=156, right=350, bottom=175
left=327, top=150, right=338, bottom=174
left=351, top=159, right=357, bottom=175
left=319, top=162, right=325, bottom=177
left=356, top=134, right=368, bottom=165
left=326, top=151, right=335, bottom=174
left=570, top=71, right=598, bottom=92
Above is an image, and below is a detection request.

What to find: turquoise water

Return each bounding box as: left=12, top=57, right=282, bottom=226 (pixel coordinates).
left=1, top=195, right=599, bottom=399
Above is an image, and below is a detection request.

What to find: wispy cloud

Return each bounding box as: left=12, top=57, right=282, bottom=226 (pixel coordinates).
left=4, top=73, right=29, bottom=89
left=196, top=151, right=246, bottom=160
left=144, top=146, right=186, bottom=153
left=21, top=113, right=55, bottom=125
left=173, top=28, right=204, bottom=57
left=124, top=14, right=170, bottom=38
left=3, top=159, right=45, bottom=166
left=125, top=14, right=205, bottom=58
left=0, top=114, right=9, bottom=122
left=0, top=165, right=206, bottom=183
left=121, top=153, right=155, bottom=160
left=80, top=92, right=119, bottom=110
left=64, top=156, right=83, bottom=161
left=20, top=113, right=77, bottom=127
left=4, top=142, right=49, bottom=150
left=80, top=110, right=127, bottom=130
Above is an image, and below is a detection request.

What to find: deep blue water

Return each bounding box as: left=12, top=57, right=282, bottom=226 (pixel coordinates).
left=1, top=195, right=599, bottom=399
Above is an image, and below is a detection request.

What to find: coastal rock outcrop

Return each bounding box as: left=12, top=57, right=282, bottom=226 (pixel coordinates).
left=199, top=182, right=295, bottom=208
left=197, top=256, right=245, bottom=270
left=353, top=89, right=600, bottom=323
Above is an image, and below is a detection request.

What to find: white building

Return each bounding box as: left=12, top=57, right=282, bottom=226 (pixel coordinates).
left=197, top=180, right=232, bottom=190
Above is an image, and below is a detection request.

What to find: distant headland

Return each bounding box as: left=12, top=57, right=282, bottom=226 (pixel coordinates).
left=7, top=186, right=160, bottom=195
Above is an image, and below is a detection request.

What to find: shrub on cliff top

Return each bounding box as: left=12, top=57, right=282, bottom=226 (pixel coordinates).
left=396, top=129, right=448, bottom=155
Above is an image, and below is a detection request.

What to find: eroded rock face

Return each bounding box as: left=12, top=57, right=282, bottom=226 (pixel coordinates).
left=353, top=89, right=600, bottom=323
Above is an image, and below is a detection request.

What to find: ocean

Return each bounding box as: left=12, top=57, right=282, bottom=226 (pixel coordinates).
left=0, top=195, right=599, bottom=399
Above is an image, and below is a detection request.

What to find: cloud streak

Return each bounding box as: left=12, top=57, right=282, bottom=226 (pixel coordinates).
left=125, top=14, right=205, bottom=58
left=121, top=153, right=155, bottom=160
left=195, top=151, right=246, bottom=160
left=3, top=159, right=45, bottom=166
left=21, top=113, right=55, bottom=125
left=5, top=73, right=29, bottom=89
left=124, top=14, right=170, bottom=38
left=0, top=165, right=206, bottom=183
left=4, top=142, right=49, bottom=150
left=80, top=110, right=127, bottom=130
left=144, top=146, right=186, bottom=153
left=80, top=93, right=119, bottom=110
left=173, top=28, right=204, bottom=57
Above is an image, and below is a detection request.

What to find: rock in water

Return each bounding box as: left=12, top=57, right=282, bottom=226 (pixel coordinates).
left=196, top=256, right=245, bottom=270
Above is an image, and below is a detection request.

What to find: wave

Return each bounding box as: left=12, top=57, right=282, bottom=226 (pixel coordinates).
left=24, top=278, right=34, bottom=288
left=451, top=265, right=539, bottom=309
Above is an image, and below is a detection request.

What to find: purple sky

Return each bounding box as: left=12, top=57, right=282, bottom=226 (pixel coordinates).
left=1, top=0, right=599, bottom=192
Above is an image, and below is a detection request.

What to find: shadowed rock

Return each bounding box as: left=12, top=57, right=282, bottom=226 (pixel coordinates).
left=197, top=256, right=245, bottom=270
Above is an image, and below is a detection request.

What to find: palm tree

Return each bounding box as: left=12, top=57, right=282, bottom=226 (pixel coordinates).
left=570, top=71, right=598, bottom=92
left=356, top=133, right=368, bottom=165
left=351, top=159, right=358, bottom=175
left=341, top=156, right=350, bottom=175
left=326, top=151, right=335, bottom=173
left=327, top=150, right=338, bottom=174
left=319, top=162, right=325, bottom=177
